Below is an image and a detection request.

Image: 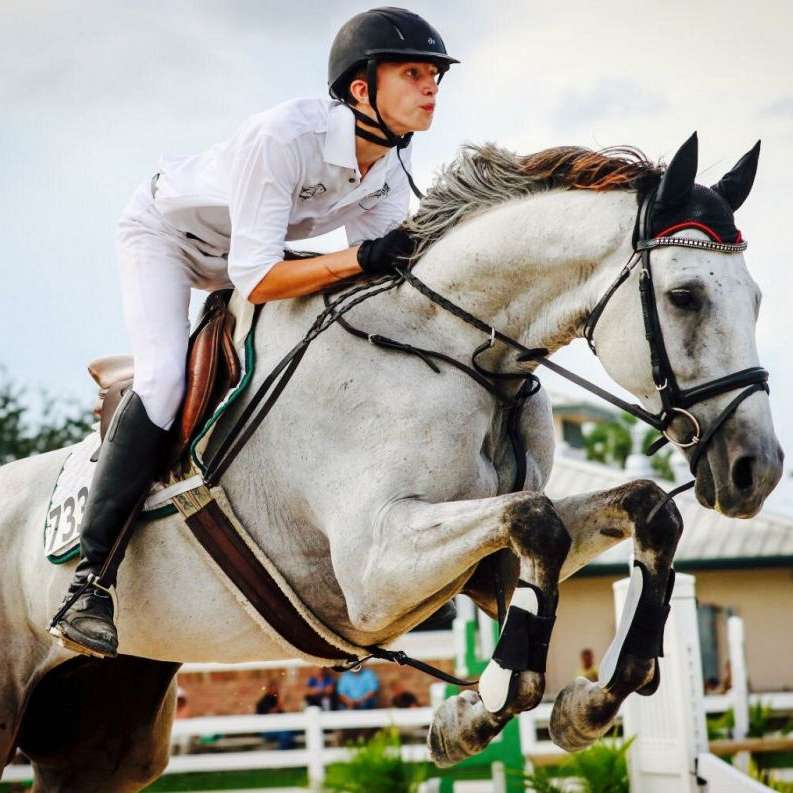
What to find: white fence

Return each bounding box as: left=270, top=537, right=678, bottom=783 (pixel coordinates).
left=5, top=606, right=793, bottom=788
left=1, top=706, right=434, bottom=786
left=5, top=688, right=792, bottom=786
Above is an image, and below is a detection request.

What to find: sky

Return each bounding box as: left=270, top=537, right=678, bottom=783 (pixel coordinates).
left=2, top=1, right=793, bottom=482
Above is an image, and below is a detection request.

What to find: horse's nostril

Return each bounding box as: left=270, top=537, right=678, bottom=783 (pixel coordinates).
left=732, top=455, right=755, bottom=491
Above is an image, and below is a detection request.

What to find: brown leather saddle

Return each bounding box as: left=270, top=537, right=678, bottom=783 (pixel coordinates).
left=89, top=289, right=241, bottom=462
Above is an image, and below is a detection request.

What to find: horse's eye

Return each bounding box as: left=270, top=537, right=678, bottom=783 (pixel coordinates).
left=668, top=288, right=700, bottom=311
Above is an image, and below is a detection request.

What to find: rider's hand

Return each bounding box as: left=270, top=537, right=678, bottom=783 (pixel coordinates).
left=356, top=227, right=417, bottom=276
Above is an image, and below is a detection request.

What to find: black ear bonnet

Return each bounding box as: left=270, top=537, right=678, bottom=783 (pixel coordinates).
left=647, top=133, right=760, bottom=245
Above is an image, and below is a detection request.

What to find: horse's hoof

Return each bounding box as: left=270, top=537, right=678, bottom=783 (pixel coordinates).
left=428, top=689, right=493, bottom=768
left=549, top=677, right=616, bottom=752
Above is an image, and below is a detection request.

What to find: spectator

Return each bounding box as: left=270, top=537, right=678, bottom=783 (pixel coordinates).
left=389, top=680, right=419, bottom=708
left=577, top=648, right=599, bottom=682
left=337, top=667, right=380, bottom=710
left=256, top=684, right=297, bottom=750
left=305, top=667, right=336, bottom=710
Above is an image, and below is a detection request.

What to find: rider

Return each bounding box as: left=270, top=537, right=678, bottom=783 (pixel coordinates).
left=49, top=7, right=458, bottom=658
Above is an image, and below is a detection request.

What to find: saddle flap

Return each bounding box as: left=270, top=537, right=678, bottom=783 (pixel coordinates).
left=177, top=292, right=241, bottom=450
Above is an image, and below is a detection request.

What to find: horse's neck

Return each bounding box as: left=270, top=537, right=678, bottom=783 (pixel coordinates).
left=405, top=189, right=638, bottom=361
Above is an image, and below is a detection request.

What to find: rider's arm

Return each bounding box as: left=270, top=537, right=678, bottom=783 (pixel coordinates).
left=246, top=154, right=412, bottom=303
left=247, top=247, right=363, bottom=304
left=227, top=129, right=309, bottom=302
left=229, top=127, right=413, bottom=304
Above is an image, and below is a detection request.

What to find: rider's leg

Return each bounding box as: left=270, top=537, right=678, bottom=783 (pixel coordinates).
left=49, top=216, right=192, bottom=658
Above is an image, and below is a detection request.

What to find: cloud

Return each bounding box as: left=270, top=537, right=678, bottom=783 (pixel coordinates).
left=762, top=97, right=793, bottom=117
left=549, top=78, right=667, bottom=132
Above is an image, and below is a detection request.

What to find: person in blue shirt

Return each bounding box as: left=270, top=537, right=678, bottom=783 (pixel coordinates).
left=305, top=667, right=337, bottom=710
left=337, top=667, right=380, bottom=710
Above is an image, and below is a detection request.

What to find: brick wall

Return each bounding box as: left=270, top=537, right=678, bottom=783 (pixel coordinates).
left=176, top=658, right=455, bottom=717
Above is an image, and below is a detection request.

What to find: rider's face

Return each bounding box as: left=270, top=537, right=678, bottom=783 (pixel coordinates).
left=352, top=61, right=440, bottom=135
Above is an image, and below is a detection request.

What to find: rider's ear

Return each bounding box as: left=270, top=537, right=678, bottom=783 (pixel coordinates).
left=710, top=140, right=761, bottom=211
left=656, top=131, right=698, bottom=209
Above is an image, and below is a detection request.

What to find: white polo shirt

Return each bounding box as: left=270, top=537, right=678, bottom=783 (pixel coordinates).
left=152, top=97, right=412, bottom=300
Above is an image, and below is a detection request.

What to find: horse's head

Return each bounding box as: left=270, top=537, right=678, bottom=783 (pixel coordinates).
left=590, top=133, right=783, bottom=517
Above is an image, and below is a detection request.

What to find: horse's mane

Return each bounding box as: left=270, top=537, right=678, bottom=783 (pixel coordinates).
left=405, top=143, right=664, bottom=258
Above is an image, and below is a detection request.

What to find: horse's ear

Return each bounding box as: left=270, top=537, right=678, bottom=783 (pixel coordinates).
left=710, top=140, right=761, bottom=211
left=655, top=132, right=698, bottom=209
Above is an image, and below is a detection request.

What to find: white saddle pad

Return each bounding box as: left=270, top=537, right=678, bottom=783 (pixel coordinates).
left=44, top=288, right=258, bottom=565
left=43, top=430, right=180, bottom=564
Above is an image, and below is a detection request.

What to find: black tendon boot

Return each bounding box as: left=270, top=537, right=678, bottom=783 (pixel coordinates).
left=49, top=390, right=170, bottom=657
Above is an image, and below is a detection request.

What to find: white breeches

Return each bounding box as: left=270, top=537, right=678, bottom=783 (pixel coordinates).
left=117, top=182, right=233, bottom=430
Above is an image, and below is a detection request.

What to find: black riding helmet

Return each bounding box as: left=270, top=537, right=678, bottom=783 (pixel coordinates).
left=328, top=7, right=459, bottom=197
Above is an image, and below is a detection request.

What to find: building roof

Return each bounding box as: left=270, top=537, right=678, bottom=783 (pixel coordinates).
left=545, top=453, right=793, bottom=574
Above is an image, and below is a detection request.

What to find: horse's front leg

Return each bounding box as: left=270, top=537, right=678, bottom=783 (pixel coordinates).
left=428, top=495, right=571, bottom=766
left=548, top=479, right=684, bottom=751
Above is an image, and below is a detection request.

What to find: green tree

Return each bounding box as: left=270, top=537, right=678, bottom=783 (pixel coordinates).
left=0, top=366, right=94, bottom=464
left=583, top=411, right=674, bottom=481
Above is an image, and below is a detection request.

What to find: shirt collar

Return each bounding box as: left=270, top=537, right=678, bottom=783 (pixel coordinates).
left=323, top=102, right=357, bottom=171
left=323, top=100, right=400, bottom=182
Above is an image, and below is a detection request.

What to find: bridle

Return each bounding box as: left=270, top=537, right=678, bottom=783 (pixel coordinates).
left=579, top=188, right=768, bottom=496
left=393, top=186, right=769, bottom=515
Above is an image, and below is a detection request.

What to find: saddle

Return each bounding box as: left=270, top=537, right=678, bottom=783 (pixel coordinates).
left=89, top=289, right=241, bottom=461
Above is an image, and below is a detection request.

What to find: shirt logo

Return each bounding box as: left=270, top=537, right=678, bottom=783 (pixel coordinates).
left=299, top=183, right=327, bottom=200
left=358, top=182, right=390, bottom=210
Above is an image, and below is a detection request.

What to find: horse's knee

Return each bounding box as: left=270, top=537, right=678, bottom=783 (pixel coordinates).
left=619, top=479, right=684, bottom=553
left=505, top=494, right=571, bottom=563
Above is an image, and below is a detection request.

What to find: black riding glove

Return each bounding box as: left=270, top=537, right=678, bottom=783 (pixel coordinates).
left=356, top=228, right=417, bottom=276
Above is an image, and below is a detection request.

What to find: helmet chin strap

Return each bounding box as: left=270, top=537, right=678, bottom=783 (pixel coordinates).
left=345, top=59, right=424, bottom=200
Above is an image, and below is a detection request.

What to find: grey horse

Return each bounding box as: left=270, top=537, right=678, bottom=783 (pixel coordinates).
left=0, top=134, right=782, bottom=790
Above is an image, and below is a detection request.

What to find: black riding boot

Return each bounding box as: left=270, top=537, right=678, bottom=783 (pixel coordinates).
left=49, top=390, right=170, bottom=657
